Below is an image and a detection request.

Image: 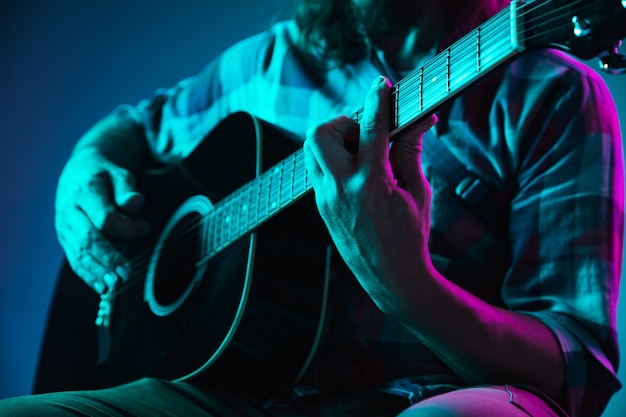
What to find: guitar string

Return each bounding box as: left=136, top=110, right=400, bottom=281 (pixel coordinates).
left=395, top=0, right=606, bottom=123
left=109, top=152, right=309, bottom=301
left=346, top=0, right=606, bottom=125
left=393, top=6, right=510, bottom=108
left=106, top=0, right=618, bottom=302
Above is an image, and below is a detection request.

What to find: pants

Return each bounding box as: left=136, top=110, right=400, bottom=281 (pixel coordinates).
left=0, top=378, right=568, bottom=417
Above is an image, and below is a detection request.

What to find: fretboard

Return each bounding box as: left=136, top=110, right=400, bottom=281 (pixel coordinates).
left=201, top=4, right=523, bottom=262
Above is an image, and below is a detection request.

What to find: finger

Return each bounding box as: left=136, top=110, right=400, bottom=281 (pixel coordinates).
left=109, top=168, right=145, bottom=214
left=356, top=76, right=393, bottom=173
left=304, top=116, right=359, bottom=181
left=77, top=171, right=150, bottom=239
left=118, top=191, right=145, bottom=214
left=390, top=113, right=438, bottom=180
left=389, top=114, right=438, bottom=199
left=303, top=140, right=323, bottom=189
left=57, top=208, right=131, bottom=293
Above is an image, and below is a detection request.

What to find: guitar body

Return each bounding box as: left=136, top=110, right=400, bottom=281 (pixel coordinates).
left=41, top=113, right=331, bottom=395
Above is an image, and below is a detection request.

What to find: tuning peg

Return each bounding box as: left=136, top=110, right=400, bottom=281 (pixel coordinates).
left=599, top=41, right=626, bottom=75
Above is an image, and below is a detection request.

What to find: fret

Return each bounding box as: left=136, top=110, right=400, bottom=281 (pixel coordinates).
left=202, top=212, right=210, bottom=258
left=477, top=26, right=482, bottom=72
left=223, top=199, right=233, bottom=247
left=247, top=177, right=260, bottom=231
left=448, top=30, right=478, bottom=93
left=213, top=209, right=221, bottom=252
left=391, top=77, right=414, bottom=128
left=421, top=53, right=448, bottom=110
left=305, top=160, right=313, bottom=191
left=257, top=171, right=271, bottom=220
left=229, top=193, right=241, bottom=243
left=229, top=194, right=239, bottom=244
left=445, top=48, right=451, bottom=94
left=280, top=155, right=295, bottom=207
left=223, top=196, right=232, bottom=245
left=392, top=84, right=400, bottom=131
left=268, top=165, right=281, bottom=214
left=214, top=205, right=224, bottom=250
left=351, top=107, right=364, bottom=125
left=237, top=183, right=250, bottom=234
left=206, top=172, right=253, bottom=249
left=480, top=9, right=513, bottom=70
left=225, top=200, right=234, bottom=247
left=393, top=69, right=418, bottom=129
left=419, top=67, right=423, bottom=113
left=293, top=150, right=308, bottom=197
left=290, top=154, right=298, bottom=204
left=206, top=211, right=215, bottom=256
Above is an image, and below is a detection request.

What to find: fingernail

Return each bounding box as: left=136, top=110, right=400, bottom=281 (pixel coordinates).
left=372, top=75, right=387, bottom=87
left=103, top=272, right=118, bottom=289
left=115, top=265, right=130, bottom=282
left=94, top=281, right=105, bottom=294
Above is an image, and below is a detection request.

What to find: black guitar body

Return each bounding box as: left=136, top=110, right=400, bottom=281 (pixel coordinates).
left=36, top=113, right=331, bottom=395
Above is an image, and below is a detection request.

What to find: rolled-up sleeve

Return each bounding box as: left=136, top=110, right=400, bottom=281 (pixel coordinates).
left=502, top=53, right=623, bottom=417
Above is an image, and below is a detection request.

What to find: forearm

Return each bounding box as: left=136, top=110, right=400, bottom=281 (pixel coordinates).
left=71, top=112, right=152, bottom=172
left=307, top=76, right=566, bottom=405
left=386, top=262, right=566, bottom=405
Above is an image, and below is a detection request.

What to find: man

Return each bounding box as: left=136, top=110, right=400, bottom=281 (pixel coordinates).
left=1, top=0, right=622, bottom=416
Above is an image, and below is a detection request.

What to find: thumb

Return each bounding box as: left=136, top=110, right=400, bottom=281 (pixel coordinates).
left=389, top=114, right=437, bottom=191
left=109, top=168, right=145, bottom=214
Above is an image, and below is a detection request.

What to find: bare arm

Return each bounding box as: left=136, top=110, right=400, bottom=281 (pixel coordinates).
left=303, top=77, right=566, bottom=405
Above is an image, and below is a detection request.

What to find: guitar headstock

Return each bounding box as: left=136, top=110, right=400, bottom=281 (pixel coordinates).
left=520, top=0, right=626, bottom=72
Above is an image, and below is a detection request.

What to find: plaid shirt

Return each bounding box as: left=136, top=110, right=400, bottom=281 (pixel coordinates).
left=127, top=21, right=623, bottom=417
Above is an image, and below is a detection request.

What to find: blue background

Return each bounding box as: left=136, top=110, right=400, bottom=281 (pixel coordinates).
left=1, top=1, right=625, bottom=416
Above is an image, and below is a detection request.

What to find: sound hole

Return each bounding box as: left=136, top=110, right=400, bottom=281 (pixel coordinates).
left=153, top=212, right=202, bottom=307
left=145, top=194, right=212, bottom=317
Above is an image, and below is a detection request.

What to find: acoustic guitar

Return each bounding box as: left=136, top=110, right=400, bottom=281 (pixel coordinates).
left=43, top=0, right=626, bottom=395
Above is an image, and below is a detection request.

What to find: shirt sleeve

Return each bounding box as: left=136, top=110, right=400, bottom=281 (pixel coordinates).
left=113, top=27, right=283, bottom=165
left=501, top=51, right=623, bottom=417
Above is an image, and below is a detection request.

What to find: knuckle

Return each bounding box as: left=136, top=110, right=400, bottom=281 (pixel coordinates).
left=115, top=167, right=135, bottom=188
left=98, top=250, right=118, bottom=269
left=308, top=116, right=351, bottom=143
left=310, top=124, right=334, bottom=142
left=74, top=238, right=92, bottom=263
left=93, top=210, right=118, bottom=234
left=85, top=171, right=109, bottom=191
left=76, top=230, right=119, bottom=269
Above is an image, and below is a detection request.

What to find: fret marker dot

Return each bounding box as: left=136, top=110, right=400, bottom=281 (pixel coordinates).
left=431, top=76, right=437, bottom=83
left=225, top=216, right=230, bottom=223
left=271, top=202, right=277, bottom=209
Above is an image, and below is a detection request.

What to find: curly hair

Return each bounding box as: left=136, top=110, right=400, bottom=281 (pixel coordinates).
left=294, top=0, right=511, bottom=67
left=294, top=0, right=366, bottom=66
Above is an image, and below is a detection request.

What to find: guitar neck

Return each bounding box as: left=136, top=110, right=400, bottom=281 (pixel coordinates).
left=205, top=150, right=310, bottom=255
left=202, top=4, right=525, bottom=260
left=381, top=5, right=522, bottom=134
